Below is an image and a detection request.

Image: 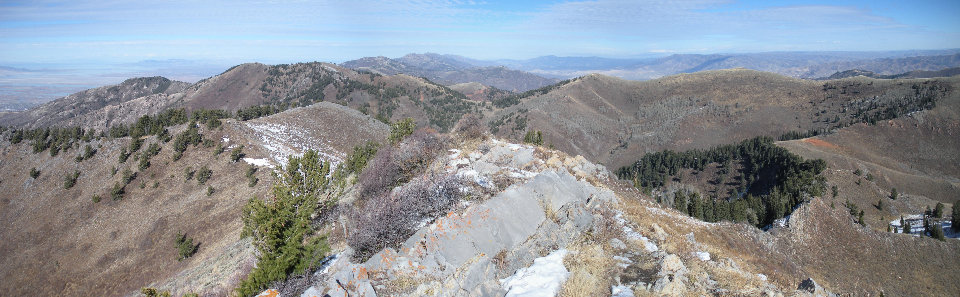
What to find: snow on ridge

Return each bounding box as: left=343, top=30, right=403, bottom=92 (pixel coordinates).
left=243, top=157, right=274, bottom=168
left=500, top=249, right=570, bottom=297
left=244, top=122, right=345, bottom=167
left=889, top=214, right=959, bottom=238
left=614, top=211, right=658, bottom=252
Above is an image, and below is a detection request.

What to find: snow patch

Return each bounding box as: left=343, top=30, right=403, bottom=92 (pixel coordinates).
left=318, top=253, right=341, bottom=275
left=468, top=151, right=483, bottom=160
left=500, top=249, right=570, bottom=297
left=611, top=284, right=636, bottom=297
left=693, top=251, right=711, bottom=261
left=613, top=211, right=658, bottom=252
left=613, top=255, right=632, bottom=268
left=757, top=274, right=768, bottom=281
left=889, top=214, right=959, bottom=238
left=244, top=122, right=344, bottom=167
left=243, top=157, right=274, bottom=168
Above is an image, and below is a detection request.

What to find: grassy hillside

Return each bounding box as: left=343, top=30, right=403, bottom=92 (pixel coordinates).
left=489, top=70, right=958, bottom=169
left=0, top=103, right=389, bottom=296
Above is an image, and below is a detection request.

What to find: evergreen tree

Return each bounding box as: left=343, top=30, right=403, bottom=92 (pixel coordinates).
left=714, top=200, right=730, bottom=222
left=523, top=130, right=544, bottom=146
left=690, top=193, right=704, bottom=219
left=903, top=219, right=911, bottom=234
left=877, top=199, right=884, bottom=211
left=732, top=200, right=748, bottom=223
left=890, top=187, right=898, bottom=200
left=933, top=202, right=944, bottom=218
left=388, top=118, right=416, bottom=144
left=931, top=224, right=945, bottom=241
left=674, top=191, right=688, bottom=214
left=703, top=196, right=715, bottom=222
left=230, top=145, right=245, bottom=162
left=952, top=202, right=960, bottom=233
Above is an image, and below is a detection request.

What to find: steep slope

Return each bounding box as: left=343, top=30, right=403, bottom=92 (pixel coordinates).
left=341, top=53, right=558, bottom=92
left=0, top=76, right=189, bottom=128
left=489, top=70, right=958, bottom=169
left=777, top=82, right=960, bottom=238
left=0, top=62, right=482, bottom=133
left=0, top=103, right=389, bottom=296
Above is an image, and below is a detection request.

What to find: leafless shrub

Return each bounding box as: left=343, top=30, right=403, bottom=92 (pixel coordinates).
left=394, top=129, right=446, bottom=177
left=357, top=129, right=447, bottom=201
left=592, top=203, right=623, bottom=244
left=357, top=146, right=400, bottom=200
left=348, top=173, right=464, bottom=261
left=453, top=113, right=486, bottom=140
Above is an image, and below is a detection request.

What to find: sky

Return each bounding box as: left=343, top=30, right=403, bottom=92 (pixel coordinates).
left=1, top=0, right=959, bottom=65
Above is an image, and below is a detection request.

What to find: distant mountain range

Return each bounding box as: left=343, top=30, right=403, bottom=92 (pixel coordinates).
left=3, top=49, right=958, bottom=111
left=343, top=50, right=960, bottom=83
left=340, top=53, right=559, bottom=92
left=3, top=58, right=959, bottom=296
left=821, top=67, right=960, bottom=80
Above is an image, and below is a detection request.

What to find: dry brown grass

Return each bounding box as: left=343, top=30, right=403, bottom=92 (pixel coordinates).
left=0, top=107, right=390, bottom=296
left=0, top=125, right=271, bottom=296
left=778, top=87, right=959, bottom=230
left=491, top=71, right=960, bottom=170
left=559, top=240, right=614, bottom=297
left=612, top=178, right=960, bottom=296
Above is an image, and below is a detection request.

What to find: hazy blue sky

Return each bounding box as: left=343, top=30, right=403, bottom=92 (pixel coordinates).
left=1, top=0, right=959, bottom=64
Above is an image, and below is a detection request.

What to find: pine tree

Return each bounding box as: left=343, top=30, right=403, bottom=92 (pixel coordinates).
left=674, top=191, right=688, bottom=214
left=877, top=199, right=884, bottom=211
left=931, top=224, right=946, bottom=241
left=952, top=202, right=960, bottom=233
left=934, top=202, right=944, bottom=218
left=890, top=187, right=898, bottom=200
left=903, top=220, right=912, bottom=234
left=690, top=193, right=704, bottom=219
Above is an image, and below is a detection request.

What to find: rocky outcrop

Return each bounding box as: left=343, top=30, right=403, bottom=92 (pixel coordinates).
left=249, top=138, right=857, bottom=297
left=290, top=140, right=612, bottom=296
